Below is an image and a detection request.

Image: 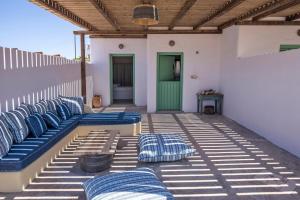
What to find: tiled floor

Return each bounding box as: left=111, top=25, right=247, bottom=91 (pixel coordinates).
left=1, top=107, right=300, bottom=200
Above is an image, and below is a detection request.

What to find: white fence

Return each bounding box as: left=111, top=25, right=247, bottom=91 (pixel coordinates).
left=0, top=46, right=93, bottom=112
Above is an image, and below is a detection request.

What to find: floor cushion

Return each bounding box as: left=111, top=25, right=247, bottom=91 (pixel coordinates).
left=0, top=116, right=13, bottom=158
left=80, top=112, right=141, bottom=125
left=56, top=103, right=72, bottom=120
left=83, top=167, right=174, bottom=200
left=43, top=111, right=62, bottom=129
left=60, top=96, right=84, bottom=115
left=2, top=111, right=29, bottom=143
left=138, top=134, right=196, bottom=162
left=25, top=113, right=48, bottom=138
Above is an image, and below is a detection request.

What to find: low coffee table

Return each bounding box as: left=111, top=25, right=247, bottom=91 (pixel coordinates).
left=74, top=130, right=120, bottom=173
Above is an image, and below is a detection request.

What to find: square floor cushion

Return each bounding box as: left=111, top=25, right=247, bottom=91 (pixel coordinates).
left=138, top=134, right=196, bottom=162
left=83, top=167, right=174, bottom=200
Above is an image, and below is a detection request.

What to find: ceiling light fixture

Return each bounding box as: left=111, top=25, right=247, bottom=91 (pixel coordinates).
left=133, top=4, right=159, bottom=26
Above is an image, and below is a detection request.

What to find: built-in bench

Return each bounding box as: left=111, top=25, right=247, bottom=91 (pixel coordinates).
left=0, top=112, right=141, bottom=192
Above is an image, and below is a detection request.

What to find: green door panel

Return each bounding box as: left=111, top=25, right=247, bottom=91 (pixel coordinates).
left=158, top=81, right=181, bottom=110
left=159, top=55, right=175, bottom=81
left=157, top=53, right=183, bottom=111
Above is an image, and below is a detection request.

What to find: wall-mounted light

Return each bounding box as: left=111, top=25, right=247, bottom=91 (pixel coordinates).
left=119, top=44, right=124, bottom=49
left=169, top=40, right=175, bottom=47
left=297, top=29, right=300, bottom=37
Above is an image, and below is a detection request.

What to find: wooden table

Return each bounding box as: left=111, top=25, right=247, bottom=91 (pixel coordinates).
left=197, top=93, right=223, bottom=114
left=74, top=130, right=120, bottom=173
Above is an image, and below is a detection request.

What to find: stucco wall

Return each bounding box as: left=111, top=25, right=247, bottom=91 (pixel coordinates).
left=146, top=34, right=221, bottom=112
left=90, top=38, right=147, bottom=106
left=220, top=26, right=300, bottom=158
left=238, top=26, right=300, bottom=57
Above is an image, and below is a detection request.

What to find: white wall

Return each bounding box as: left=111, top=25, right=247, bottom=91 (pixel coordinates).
left=220, top=26, right=300, bottom=158
left=0, top=46, right=93, bottom=112
left=238, top=26, right=300, bottom=57
left=90, top=38, right=147, bottom=106
left=147, top=34, right=221, bottom=112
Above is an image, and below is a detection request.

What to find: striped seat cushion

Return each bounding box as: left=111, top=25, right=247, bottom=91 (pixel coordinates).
left=56, top=103, right=72, bottom=120
left=138, top=134, right=196, bottom=162
left=25, top=114, right=48, bottom=138
left=60, top=96, right=84, bottom=115
left=0, top=115, right=82, bottom=171
left=0, top=116, right=14, bottom=158
left=47, top=98, right=62, bottom=114
left=15, top=104, right=31, bottom=119
left=2, top=111, right=29, bottom=143
left=83, top=168, right=174, bottom=200
left=42, top=112, right=62, bottom=129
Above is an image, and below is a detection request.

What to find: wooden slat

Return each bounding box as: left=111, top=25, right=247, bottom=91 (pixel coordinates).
left=286, top=11, right=300, bottom=20
left=237, top=20, right=300, bottom=25
left=90, top=35, right=147, bottom=38
left=219, top=0, right=283, bottom=29
left=87, top=0, right=120, bottom=30
left=193, top=0, right=246, bottom=30
left=74, top=29, right=222, bottom=35
left=30, top=0, right=97, bottom=30
left=80, top=34, right=87, bottom=103
left=169, top=0, right=197, bottom=30
left=253, top=0, right=300, bottom=21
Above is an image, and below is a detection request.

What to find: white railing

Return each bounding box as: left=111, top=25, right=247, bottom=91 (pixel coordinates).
left=0, top=46, right=93, bottom=112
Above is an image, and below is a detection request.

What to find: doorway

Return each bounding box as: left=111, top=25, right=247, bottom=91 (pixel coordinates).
left=110, top=54, right=135, bottom=105
left=157, top=52, right=183, bottom=111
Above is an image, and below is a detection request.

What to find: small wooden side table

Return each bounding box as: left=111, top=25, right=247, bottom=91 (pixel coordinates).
left=197, top=93, right=224, bottom=114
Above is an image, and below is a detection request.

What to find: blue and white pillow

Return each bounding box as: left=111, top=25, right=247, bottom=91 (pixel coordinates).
left=43, top=111, right=61, bottom=129
left=2, top=111, right=29, bottom=143
left=0, top=116, right=14, bottom=158
left=32, top=102, right=48, bottom=114
left=47, top=98, right=62, bottom=114
left=25, top=113, right=47, bottom=138
left=83, top=168, right=174, bottom=200
left=15, top=104, right=31, bottom=119
left=59, top=96, right=84, bottom=115
left=138, top=134, right=196, bottom=162
left=56, top=103, right=72, bottom=120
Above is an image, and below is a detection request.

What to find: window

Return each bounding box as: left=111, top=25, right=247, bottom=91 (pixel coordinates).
left=280, top=44, right=300, bottom=52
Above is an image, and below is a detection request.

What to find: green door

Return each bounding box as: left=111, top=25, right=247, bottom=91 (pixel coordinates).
left=157, top=53, right=183, bottom=111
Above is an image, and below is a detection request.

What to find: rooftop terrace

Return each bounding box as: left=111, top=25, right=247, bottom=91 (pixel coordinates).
left=1, top=106, right=300, bottom=199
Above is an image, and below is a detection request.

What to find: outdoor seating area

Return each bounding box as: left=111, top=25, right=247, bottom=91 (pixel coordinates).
left=1, top=0, right=300, bottom=199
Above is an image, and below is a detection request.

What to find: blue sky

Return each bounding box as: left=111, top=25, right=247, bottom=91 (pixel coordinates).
left=0, top=0, right=86, bottom=59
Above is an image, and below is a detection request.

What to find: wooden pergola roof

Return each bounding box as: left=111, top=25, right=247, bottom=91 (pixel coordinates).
left=30, top=0, right=300, bottom=37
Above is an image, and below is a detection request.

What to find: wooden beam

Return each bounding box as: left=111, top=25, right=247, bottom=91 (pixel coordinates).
left=30, top=0, right=97, bottom=30
left=253, top=1, right=300, bottom=21
left=193, top=0, right=245, bottom=30
left=169, top=0, right=197, bottom=30
left=90, top=35, right=147, bottom=38
left=219, top=0, right=283, bottom=29
left=87, top=0, right=120, bottom=30
left=286, top=11, right=300, bottom=21
left=74, top=29, right=222, bottom=35
left=237, top=20, right=300, bottom=25
left=80, top=34, right=87, bottom=103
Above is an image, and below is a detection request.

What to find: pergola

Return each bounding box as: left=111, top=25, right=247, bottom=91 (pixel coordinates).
left=29, top=0, right=300, bottom=101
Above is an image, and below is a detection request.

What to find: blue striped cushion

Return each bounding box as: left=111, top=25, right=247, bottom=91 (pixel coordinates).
left=83, top=168, right=174, bottom=200
left=25, top=114, right=47, bottom=138
left=32, top=102, right=48, bottom=114
left=15, top=104, right=31, bottom=119
left=56, top=103, right=72, bottom=120
left=42, top=112, right=61, bottom=129
left=2, top=111, right=29, bottom=143
left=47, top=98, right=62, bottom=114
left=0, top=117, right=14, bottom=158
left=60, top=96, right=84, bottom=115
left=138, top=134, right=196, bottom=162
